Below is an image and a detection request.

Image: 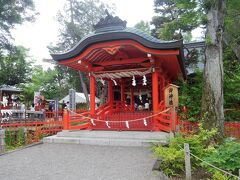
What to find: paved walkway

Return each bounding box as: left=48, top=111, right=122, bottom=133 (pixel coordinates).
left=0, top=144, right=159, bottom=180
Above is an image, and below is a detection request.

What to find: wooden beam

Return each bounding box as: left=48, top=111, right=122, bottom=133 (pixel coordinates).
left=91, top=66, right=105, bottom=72
left=140, top=62, right=152, bottom=68
left=93, top=57, right=147, bottom=66
left=94, top=67, right=149, bottom=74
left=76, top=59, right=92, bottom=69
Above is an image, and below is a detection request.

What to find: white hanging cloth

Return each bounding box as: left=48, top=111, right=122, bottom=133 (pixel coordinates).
left=90, top=119, right=96, bottom=126
left=125, top=121, right=129, bottom=129
left=143, top=118, right=147, bottom=126
left=132, top=75, right=136, bottom=86
left=106, top=121, right=111, bottom=128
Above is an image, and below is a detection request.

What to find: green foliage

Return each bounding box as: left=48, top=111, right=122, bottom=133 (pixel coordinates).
left=224, top=48, right=240, bottom=107
left=151, top=0, right=203, bottom=40
left=0, top=0, right=37, bottom=51
left=152, top=125, right=217, bottom=177
left=152, top=145, right=184, bottom=176
left=5, top=128, right=25, bottom=149
left=48, top=0, right=114, bottom=102
left=178, top=47, right=240, bottom=122
left=16, top=128, right=25, bottom=146
left=205, top=34, right=213, bottom=46
left=177, top=71, right=203, bottom=121
left=5, top=130, right=12, bottom=147
left=224, top=0, right=240, bottom=54
left=152, top=125, right=240, bottom=179
left=203, top=140, right=240, bottom=176
left=212, top=171, right=232, bottom=180
left=0, top=46, right=33, bottom=86
left=50, top=0, right=112, bottom=52
left=134, top=20, right=151, bottom=35
left=21, top=65, right=67, bottom=104
left=223, top=47, right=240, bottom=121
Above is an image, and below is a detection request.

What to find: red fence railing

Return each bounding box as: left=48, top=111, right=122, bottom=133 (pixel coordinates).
left=178, top=121, right=240, bottom=139
left=1, top=120, right=63, bottom=146
left=224, top=122, right=240, bottom=139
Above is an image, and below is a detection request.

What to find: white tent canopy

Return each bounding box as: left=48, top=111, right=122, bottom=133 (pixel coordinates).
left=59, top=92, right=100, bottom=104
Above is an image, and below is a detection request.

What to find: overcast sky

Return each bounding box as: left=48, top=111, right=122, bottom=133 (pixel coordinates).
left=11, top=0, right=155, bottom=66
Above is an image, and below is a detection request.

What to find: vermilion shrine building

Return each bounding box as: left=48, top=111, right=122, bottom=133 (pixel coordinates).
left=51, top=14, right=186, bottom=132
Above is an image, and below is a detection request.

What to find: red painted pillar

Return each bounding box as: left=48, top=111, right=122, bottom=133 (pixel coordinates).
left=108, top=80, right=113, bottom=105
left=152, top=69, right=159, bottom=130
left=63, top=109, right=69, bottom=130
left=152, top=70, right=159, bottom=112
left=90, top=74, right=95, bottom=115
left=130, top=87, right=134, bottom=112
left=160, top=75, right=165, bottom=102
left=121, top=79, right=125, bottom=102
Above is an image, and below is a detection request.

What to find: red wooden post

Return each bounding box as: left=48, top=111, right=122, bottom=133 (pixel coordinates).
left=63, top=109, right=69, bottom=130
left=35, top=121, right=39, bottom=142
left=130, top=87, right=134, bottom=112
left=90, top=74, right=96, bottom=115
left=152, top=69, right=159, bottom=130
left=121, top=78, right=125, bottom=102
left=160, top=74, right=165, bottom=102
left=108, top=80, right=113, bottom=105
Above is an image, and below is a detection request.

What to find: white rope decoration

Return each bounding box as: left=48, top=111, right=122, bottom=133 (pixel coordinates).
left=100, top=78, right=105, bottom=85
left=106, top=121, right=111, bottom=128
left=69, top=108, right=170, bottom=123
left=143, top=118, right=147, bottom=126
left=90, top=119, right=96, bottom=126
left=112, top=78, right=117, bottom=86
left=132, top=75, right=136, bottom=86
left=143, top=75, right=147, bottom=86
left=92, top=68, right=152, bottom=79
left=1, top=110, right=13, bottom=116
left=125, top=121, right=129, bottom=129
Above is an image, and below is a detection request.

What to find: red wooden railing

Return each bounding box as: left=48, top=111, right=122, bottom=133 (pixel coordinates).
left=178, top=120, right=240, bottom=139
left=92, top=111, right=153, bottom=131
left=153, top=101, right=178, bottom=132
left=63, top=109, right=90, bottom=131
left=1, top=120, right=63, bottom=145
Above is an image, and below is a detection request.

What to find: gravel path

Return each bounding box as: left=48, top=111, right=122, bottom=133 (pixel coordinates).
left=0, top=144, right=159, bottom=180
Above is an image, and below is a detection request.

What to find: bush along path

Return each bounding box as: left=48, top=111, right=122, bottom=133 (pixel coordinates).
left=152, top=124, right=240, bottom=180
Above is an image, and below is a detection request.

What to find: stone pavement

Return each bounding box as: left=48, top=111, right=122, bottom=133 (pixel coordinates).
left=0, top=143, right=160, bottom=180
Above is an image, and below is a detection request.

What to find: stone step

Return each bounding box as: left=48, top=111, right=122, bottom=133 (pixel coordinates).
left=57, top=130, right=169, bottom=140
left=43, top=130, right=169, bottom=147
left=43, top=136, right=167, bottom=147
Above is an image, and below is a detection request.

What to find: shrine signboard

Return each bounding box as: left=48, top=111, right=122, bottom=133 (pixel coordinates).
left=164, top=84, right=179, bottom=107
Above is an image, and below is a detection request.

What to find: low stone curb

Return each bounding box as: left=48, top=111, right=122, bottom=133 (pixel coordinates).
left=0, top=141, right=43, bottom=156
left=152, top=158, right=169, bottom=180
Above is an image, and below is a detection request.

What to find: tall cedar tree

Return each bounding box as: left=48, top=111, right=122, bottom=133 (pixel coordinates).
left=49, top=0, right=112, bottom=107
left=202, top=0, right=226, bottom=138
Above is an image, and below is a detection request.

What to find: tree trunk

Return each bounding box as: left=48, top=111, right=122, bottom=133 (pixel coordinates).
left=78, top=71, right=89, bottom=108
left=202, top=0, right=225, bottom=139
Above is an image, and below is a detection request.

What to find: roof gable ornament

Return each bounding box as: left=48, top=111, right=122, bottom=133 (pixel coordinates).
left=93, top=10, right=127, bottom=33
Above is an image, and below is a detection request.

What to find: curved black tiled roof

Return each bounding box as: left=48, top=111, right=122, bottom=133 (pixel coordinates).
left=51, top=27, right=183, bottom=61
left=50, top=13, right=186, bottom=79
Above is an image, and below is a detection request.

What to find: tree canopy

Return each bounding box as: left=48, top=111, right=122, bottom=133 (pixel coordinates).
left=134, top=20, right=151, bottom=35
left=151, top=0, right=203, bottom=40
left=0, top=46, right=32, bottom=86
left=0, top=0, right=37, bottom=51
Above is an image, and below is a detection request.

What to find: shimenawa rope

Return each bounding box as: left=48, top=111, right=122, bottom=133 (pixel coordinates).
left=68, top=108, right=171, bottom=123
